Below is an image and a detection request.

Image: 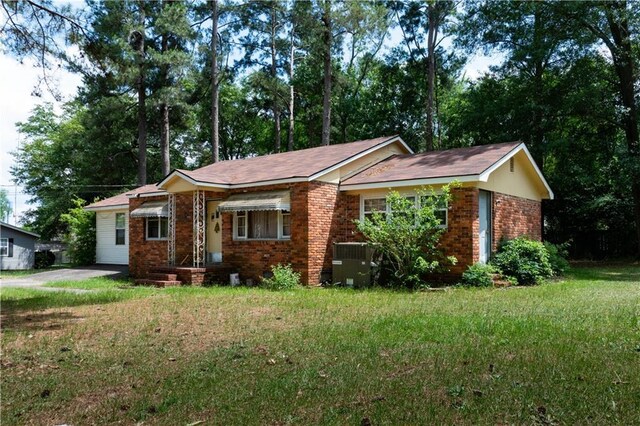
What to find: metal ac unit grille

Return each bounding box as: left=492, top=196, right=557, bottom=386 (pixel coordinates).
left=334, top=243, right=367, bottom=260
left=332, top=242, right=375, bottom=288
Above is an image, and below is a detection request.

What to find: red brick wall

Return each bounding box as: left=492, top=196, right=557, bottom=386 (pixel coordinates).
left=492, top=192, right=542, bottom=250
left=129, top=195, right=169, bottom=278
left=221, top=183, right=310, bottom=283
left=129, top=193, right=195, bottom=278
left=439, top=187, right=479, bottom=275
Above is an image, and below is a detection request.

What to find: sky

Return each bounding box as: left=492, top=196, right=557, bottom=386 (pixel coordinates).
left=0, top=4, right=500, bottom=227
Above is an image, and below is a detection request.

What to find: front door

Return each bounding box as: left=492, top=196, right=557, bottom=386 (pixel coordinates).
left=479, top=190, right=492, bottom=263
left=206, top=201, right=223, bottom=263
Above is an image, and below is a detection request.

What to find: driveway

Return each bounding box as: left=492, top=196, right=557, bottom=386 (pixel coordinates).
left=0, top=265, right=128, bottom=289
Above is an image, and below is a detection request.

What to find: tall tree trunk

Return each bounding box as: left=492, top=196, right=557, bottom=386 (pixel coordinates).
left=270, top=4, right=281, bottom=152
left=425, top=3, right=437, bottom=152
left=288, top=23, right=295, bottom=152
left=606, top=1, right=640, bottom=256
left=210, top=0, right=220, bottom=163
left=160, top=15, right=170, bottom=176
left=320, top=0, right=332, bottom=146
left=136, top=2, right=147, bottom=186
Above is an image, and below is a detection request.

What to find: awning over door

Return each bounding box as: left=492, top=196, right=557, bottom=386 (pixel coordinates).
left=130, top=201, right=169, bottom=218
left=218, top=191, right=290, bottom=212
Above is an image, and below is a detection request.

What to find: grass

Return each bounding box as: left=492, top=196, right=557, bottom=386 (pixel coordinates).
left=1, top=265, right=639, bottom=425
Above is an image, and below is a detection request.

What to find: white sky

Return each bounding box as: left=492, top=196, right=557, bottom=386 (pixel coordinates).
left=0, top=4, right=500, bottom=227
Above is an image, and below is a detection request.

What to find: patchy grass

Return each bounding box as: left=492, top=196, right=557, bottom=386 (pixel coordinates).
left=1, top=266, right=639, bottom=425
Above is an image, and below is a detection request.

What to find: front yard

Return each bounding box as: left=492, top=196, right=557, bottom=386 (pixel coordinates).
left=1, top=266, right=638, bottom=425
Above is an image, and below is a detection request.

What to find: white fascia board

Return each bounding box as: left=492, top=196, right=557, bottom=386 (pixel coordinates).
left=230, top=177, right=309, bottom=189
left=308, top=136, right=413, bottom=182
left=340, top=175, right=479, bottom=191
left=127, top=191, right=169, bottom=199
left=478, top=143, right=554, bottom=200
left=85, top=204, right=129, bottom=212
left=157, top=170, right=230, bottom=190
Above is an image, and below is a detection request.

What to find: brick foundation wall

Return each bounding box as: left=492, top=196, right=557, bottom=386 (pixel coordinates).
left=492, top=192, right=542, bottom=250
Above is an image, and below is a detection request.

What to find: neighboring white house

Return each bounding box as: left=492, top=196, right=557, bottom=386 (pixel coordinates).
left=85, top=184, right=166, bottom=265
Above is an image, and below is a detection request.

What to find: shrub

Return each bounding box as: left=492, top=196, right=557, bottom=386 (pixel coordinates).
left=491, top=237, right=553, bottom=285
left=60, top=198, right=96, bottom=266
left=460, top=262, right=499, bottom=287
left=355, top=183, right=458, bottom=289
left=260, top=264, right=301, bottom=291
left=543, top=241, right=570, bottom=276
left=34, top=250, right=55, bottom=269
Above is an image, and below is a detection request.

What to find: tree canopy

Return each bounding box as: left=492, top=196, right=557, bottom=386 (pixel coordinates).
left=4, top=0, right=639, bottom=257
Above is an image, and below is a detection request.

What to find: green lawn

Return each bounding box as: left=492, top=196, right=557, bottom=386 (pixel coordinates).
left=1, top=266, right=639, bottom=425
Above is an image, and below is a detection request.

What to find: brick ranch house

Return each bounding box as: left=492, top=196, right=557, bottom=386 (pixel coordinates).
left=85, top=136, right=553, bottom=286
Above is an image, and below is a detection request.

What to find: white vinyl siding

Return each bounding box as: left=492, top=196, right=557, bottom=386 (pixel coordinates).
left=96, top=210, right=129, bottom=265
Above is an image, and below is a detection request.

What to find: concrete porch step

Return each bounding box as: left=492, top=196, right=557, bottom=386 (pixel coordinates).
left=491, top=273, right=512, bottom=288
left=147, top=273, right=178, bottom=281
left=134, top=279, right=182, bottom=288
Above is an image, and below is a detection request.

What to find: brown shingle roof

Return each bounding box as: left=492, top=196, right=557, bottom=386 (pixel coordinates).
left=341, top=142, right=522, bottom=186
left=176, top=136, right=402, bottom=185
left=85, top=184, right=165, bottom=210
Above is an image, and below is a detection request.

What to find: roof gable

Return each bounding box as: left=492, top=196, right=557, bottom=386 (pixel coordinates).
left=0, top=222, right=40, bottom=238
left=341, top=142, right=553, bottom=199
left=85, top=184, right=166, bottom=211
left=159, top=136, right=411, bottom=189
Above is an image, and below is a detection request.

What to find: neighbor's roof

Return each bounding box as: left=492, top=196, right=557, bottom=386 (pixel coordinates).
left=0, top=221, right=40, bottom=238
left=342, top=142, right=523, bottom=186
left=85, top=184, right=166, bottom=210
left=161, top=136, right=410, bottom=188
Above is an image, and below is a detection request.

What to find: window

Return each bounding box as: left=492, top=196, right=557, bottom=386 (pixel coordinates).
left=0, top=238, right=7, bottom=256
left=146, top=217, right=168, bottom=240
left=363, top=198, right=387, bottom=220
left=362, top=194, right=448, bottom=228
left=115, top=213, right=126, bottom=245
left=420, top=195, right=448, bottom=228
left=234, top=210, right=290, bottom=240
left=236, top=211, right=247, bottom=238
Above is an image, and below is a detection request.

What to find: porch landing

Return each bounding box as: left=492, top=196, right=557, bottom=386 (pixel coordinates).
left=134, top=264, right=232, bottom=287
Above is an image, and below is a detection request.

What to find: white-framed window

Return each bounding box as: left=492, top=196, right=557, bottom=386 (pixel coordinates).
left=361, top=193, right=448, bottom=228
left=233, top=210, right=291, bottom=240
left=363, top=198, right=387, bottom=221
left=146, top=217, right=168, bottom=240
left=115, top=213, right=126, bottom=245
left=0, top=238, right=8, bottom=256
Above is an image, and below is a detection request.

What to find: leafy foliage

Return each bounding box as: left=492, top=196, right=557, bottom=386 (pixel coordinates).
left=260, top=263, right=301, bottom=291
left=60, top=198, right=96, bottom=266
left=491, top=237, right=553, bottom=285
left=543, top=241, right=570, bottom=276
left=355, top=184, right=458, bottom=288
left=0, top=189, right=12, bottom=223
left=460, top=262, right=499, bottom=288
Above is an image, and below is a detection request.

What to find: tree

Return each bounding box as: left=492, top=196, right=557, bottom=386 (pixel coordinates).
left=391, top=0, right=457, bottom=151
left=0, top=189, right=12, bottom=223
left=355, top=185, right=457, bottom=288
left=567, top=0, right=640, bottom=256
left=237, top=0, right=289, bottom=152
left=60, top=198, right=96, bottom=265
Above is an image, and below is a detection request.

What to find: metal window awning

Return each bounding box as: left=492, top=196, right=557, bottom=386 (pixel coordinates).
left=218, top=191, right=290, bottom=212
left=130, top=201, right=169, bottom=218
